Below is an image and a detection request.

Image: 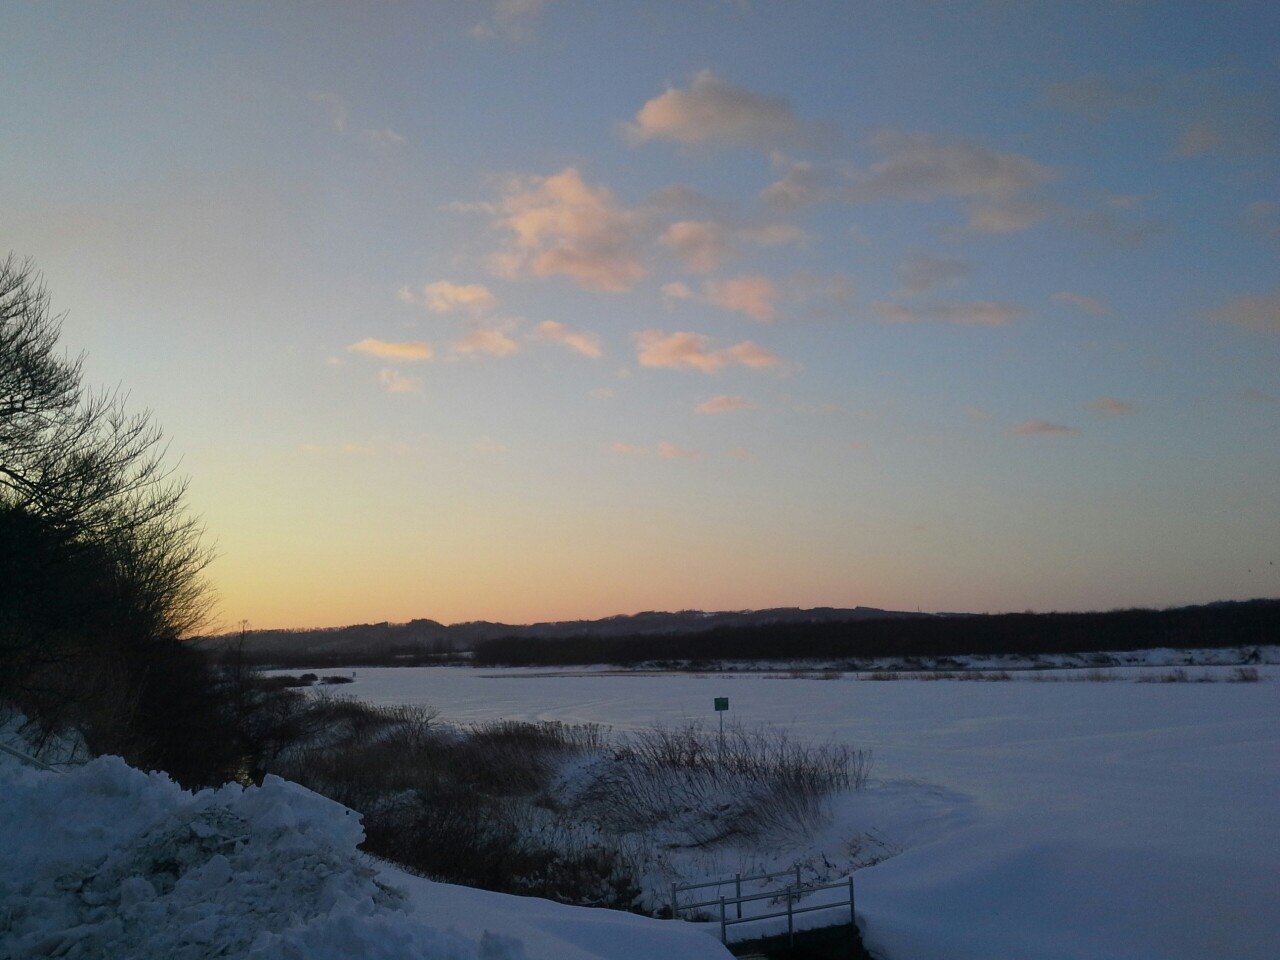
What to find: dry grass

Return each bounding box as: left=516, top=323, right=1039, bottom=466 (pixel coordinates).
left=268, top=698, right=866, bottom=912
left=576, top=722, right=869, bottom=847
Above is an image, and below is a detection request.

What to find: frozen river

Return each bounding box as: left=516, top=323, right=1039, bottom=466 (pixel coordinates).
left=305, top=666, right=1280, bottom=960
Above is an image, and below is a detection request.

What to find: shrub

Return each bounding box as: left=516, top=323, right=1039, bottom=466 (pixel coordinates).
left=267, top=701, right=865, bottom=913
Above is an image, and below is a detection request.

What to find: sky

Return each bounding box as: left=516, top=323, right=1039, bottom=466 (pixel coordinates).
left=2, top=1, right=1278, bottom=629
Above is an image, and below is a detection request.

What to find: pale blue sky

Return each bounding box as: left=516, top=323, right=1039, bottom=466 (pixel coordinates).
left=3, top=1, right=1277, bottom=627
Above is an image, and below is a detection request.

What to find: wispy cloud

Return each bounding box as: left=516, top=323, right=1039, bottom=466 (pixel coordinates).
left=299, top=441, right=377, bottom=456
left=1012, top=419, right=1080, bottom=437
left=660, top=219, right=804, bottom=273
left=377, top=368, right=423, bottom=394
left=400, top=280, right=497, bottom=315
left=874, top=300, right=1024, bottom=326
left=623, top=70, right=802, bottom=149
left=899, top=253, right=970, bottom=295
left=855, top=130, right=1057, bottom=201
left=610, top=441, right=647, bottom=456
left=490, top=167, right=645, bottom=291
left=695, top=394, right=755, bottom=414
left=966, top=199, right=1054, bottom=235
left=348, top=338, right=434, bottom=362
left=471, top=0, right=552, bottom=41
left=452, top=327, right=521, bottom=357
left=1044, top=69, right=1277, bottom=159
left=1205, top=292, right=1280, bottom=334
left=608, top=440, right=700, bottom=460
left=1053, top=291, right=1110, bottom=316
left=471, top=435, right=507, bottom=454
left=1242, top=201, right=1280, bottom=241
left=660, top=220, right=731, bottom=273
left=761, top=153, right=825, bottom=209
left=311, top=93, right=349, bottom=132
left=1240, top=388, right=1279, bottom=404
left=362, top=127, right=406, bottom=148
left=663, top=275, right=779, bottom=322
left=704, top=275, right=778, bottom=322
left=312, top=93, right=404, bottom=146
left=1043, top=73, right=1163, bottom=118
left=1090, top=398, right=1137, bottom=416
left=657, top=441, right=700, bottom=459
left=850, top=130, right=1058, bottom=233
left=634, top=329, right=785, bottom=374
left=532, top=320, right=603, bottom=358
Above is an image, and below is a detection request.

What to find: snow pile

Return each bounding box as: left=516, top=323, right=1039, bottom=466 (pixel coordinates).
left=0, top=754, right=521, bottom=960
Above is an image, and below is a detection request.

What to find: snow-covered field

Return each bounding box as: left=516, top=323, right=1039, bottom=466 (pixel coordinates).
left=330, top=664, right=1280, bottom=960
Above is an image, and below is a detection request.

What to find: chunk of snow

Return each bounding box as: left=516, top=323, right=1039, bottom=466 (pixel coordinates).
left=0, top=750, right=728, bottom=960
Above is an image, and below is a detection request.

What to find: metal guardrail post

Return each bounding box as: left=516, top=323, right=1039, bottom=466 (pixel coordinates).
left=787, top=888, right=794, bottom=948
left=670, top=882, right=678, bottom=920
left=848, top=875, right=856, bottom=947
left=735, top=873, right=742, bottom=919
left=719, top=896, right=727, bottom=944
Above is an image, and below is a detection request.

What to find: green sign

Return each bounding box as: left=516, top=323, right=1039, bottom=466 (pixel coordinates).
left=714, top=697, right=729, bottom=712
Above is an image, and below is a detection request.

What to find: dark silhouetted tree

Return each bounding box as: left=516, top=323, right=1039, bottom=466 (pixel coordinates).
left=0, top=254, right=233, bottom=783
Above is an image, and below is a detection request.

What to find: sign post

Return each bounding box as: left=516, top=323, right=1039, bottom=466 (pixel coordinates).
left=714, top=697, right=729, bottom=763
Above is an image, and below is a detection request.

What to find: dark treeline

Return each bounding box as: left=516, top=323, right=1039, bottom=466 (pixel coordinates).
left=218, top=638, right=464, bottom=669
left=211, top=605, right=915, bottom=666
left=472, top=600, right=1280, bottom=667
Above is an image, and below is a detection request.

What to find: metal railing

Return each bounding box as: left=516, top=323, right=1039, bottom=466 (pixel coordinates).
left=672, top=870, right=856, bottom=947
left=0, top=740, right=60, bottom=771
left=671, top=866, right=803, bottom=918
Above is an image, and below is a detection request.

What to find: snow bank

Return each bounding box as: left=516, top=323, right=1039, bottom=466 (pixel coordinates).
left=0, top=751, right=729, bottom=960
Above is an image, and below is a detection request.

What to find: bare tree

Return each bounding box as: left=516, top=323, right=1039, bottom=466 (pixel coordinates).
left=0, top=254, right=218, bottom=776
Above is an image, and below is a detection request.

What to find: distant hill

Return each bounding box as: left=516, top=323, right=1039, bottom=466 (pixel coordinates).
left=472, top=598, right=1280, bottom=668
left=207, top=606, right=926, bottom=665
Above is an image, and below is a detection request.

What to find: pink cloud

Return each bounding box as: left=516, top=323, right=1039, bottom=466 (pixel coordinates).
left=875, top=300, right=1024, bottom=326
left=660, top=220, right=730, bottom=273
left=401, top=280, right=497, bottom=315
left=452, top=327, right=520, bottom=357
left=695, top=394, right=755, bottom=414
left=533, top=320, right=603, bottom=358
left=634, top=330, right=785, bottom=374
left=1205, top=292, right=1280, bottom=334
left=1012, top=419, right=1081, bottom=437
left=1053, top=291, right=1110, bottom=316
left=377, top=368, right=423, bottom=394
left=1090, top=398, right=1137, bottom=415
left=623, top=70, right=800, bottom=148
left=663, top=274, right=780, bottom=322
left=348, top=338, right=434, bottom=362
left=657, top=441, right=700, bottom=459
left=490, top=167, right=645, bottom=292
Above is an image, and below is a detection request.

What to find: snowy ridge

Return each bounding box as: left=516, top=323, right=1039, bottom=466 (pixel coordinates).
left=0, top=749, right=729, bottom=960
